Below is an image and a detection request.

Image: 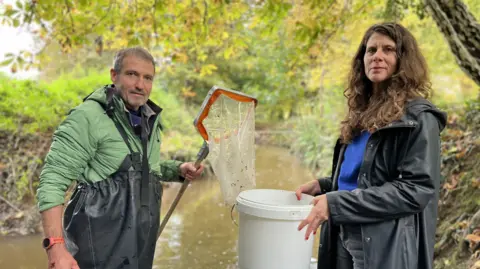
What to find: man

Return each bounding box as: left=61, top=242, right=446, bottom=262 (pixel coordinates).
left=36, top=47, right=204, bottom=269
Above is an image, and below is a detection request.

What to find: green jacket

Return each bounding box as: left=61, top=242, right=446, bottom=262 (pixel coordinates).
left=36, top=86, right=183, bottom=212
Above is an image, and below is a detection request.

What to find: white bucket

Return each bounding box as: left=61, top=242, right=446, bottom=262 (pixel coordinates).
left=235, top=189, right=315, bottom=269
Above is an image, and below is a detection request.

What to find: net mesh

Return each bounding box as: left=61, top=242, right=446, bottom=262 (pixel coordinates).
left=203, top=94, right=256, bottom=206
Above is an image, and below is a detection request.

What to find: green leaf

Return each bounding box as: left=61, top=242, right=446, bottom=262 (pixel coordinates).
left=77, top=0, right=88, bottom=7
left=4, top=8, right=17, bottom=17
left=0, top=58, right=14, bottom=66
left=223, top=47, right=234, bottom=60
left=15, top=0, right=23, bottom=10
left=12, top=18, right=20, bottom=27
left=17, top=56, right=25, bottom=65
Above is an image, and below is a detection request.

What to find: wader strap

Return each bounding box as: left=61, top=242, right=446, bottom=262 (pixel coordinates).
left=140, top=110, right=150, bottom=207
left=113, top=119, right=135, bottom=155
left=104, top=85, right=135, bottom=155
left=102, top=84, right=150, bottom=206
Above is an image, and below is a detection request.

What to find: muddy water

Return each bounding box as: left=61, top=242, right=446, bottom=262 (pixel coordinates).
left=0, top=145, right=321, bottom=269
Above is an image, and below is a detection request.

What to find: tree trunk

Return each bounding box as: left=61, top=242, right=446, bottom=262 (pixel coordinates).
left=424, top=0, right=480, bottom=86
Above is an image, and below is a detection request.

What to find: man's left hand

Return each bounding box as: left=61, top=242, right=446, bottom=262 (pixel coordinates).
left=179, top=162, right=204, bottom=181
left=297, top=194, right=329, bottom=240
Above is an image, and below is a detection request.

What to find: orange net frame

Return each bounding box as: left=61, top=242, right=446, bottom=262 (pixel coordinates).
left=195, top=88, right=258, bottom=142
left=194, top=86, right=258, bottom=205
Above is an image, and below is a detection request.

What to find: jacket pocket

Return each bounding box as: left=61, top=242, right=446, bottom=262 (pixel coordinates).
left=403, top=226, right=418, bottom=269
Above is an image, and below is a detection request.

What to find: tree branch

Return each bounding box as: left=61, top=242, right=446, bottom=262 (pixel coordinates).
left=424, top=0, right=480, bottom=86
left=56, top=1, right=114, bottom=45
left=320, top=1, right=370, bottom=50
left=203, top=0, right=208, bottom=26
left=64, top=0, right=75, bottom=33
left=152, top=0, right=159, bottom=46
left=0, top=194, right=22, bottom=213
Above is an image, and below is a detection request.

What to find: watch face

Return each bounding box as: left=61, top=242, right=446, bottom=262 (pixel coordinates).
left=42, top=238, right=50, bottom=248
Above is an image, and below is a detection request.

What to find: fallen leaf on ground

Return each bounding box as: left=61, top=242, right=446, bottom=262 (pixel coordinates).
left=471, top=260, right=480, bottom=269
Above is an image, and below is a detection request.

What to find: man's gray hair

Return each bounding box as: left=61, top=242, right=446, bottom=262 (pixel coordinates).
left=112, top=47, right=156, bottom=73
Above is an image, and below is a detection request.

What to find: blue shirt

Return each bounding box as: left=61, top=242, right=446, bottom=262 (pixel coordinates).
left=337, top=131, right=371, bottom=191
left=128, top=109, right=142, bottom=127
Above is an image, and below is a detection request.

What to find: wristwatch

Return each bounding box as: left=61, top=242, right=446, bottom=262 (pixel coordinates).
left=42, top=237, right=65, bottom=250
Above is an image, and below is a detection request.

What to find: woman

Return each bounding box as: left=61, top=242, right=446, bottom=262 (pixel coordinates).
left=295, top=22, right=447, bottom=269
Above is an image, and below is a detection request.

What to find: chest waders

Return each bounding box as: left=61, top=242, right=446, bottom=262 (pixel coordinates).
left=63, top=88, right=163, bottom=269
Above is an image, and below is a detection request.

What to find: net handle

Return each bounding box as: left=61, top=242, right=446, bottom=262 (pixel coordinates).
left=157, top=141, right=209, bottom=239
left=194, top=86, right=258, bottom=141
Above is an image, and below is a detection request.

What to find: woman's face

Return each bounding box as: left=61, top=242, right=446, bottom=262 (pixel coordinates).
left=363, top=32, right=398, bottom=84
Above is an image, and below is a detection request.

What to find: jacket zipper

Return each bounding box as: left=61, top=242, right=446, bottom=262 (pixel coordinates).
left=358, top=121, right=417, bottom=188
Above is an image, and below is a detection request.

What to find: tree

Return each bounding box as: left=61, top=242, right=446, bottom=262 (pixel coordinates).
left=0, top=0, right=477, bottom=114
left=424, top=0, right=480, bottom=86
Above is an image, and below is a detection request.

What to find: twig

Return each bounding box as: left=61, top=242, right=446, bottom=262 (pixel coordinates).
left=467, top=208, right=480, bottom=235
left=434, top=225, right=456, bottom=256
left=152, top=0, right=159, bottom=45
left=20, top=0, right=37, bottom=29
left=28, top=161, right=39, bottom=197
left=320, top=1, right=370, bottom=49
left=56, top=0, right=113, bottom=42
left=64, top=0, right=76, bottom=33
left=14, top=133, right=21, bottom=149
left=0, top=194, right=22, bottom=213
left=84, top=1, right=113, bottom=36
left=8, top=157, right=16, bottom=180
left=203, top=0, right=208, bottom=26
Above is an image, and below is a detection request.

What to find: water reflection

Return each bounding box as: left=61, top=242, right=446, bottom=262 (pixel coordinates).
left=154, top=145, right=318, bottom=268
left=0, top=235, right=46, bottom=269
left=0, top=146, right=320, bottom=269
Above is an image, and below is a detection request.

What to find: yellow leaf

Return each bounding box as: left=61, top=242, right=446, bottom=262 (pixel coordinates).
left=14, top=211, right=24, bottom=219
left=172, top=52, right=188, bottom=63
left=165, top=66, right=174, bottom=75
left=222, top=32, right=229, bottom=40
left=248, top=17, right=260, bottom=29
left=458, top=221, right=469, bottom=229
left=199, top=64, right=217, bottom=77
left=308, top=45, right=321, bottom=57
left=472, top=178, right=480, bottom=189
left=181, top=87, right=196, bottom=98
left=224, top=47, right=234, bottom=60
left=198, top=52, right=207, bottom=62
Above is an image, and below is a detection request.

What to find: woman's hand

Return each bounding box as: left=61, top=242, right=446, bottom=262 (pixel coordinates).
left=297, top=195, right=329, bottom=240
left=295, top=180, right=321, bottom=200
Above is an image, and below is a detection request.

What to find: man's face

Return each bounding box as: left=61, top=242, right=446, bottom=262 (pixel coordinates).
left=363, top=32, right=398, bottom=84
left=110, top=55, right=155, bottom=111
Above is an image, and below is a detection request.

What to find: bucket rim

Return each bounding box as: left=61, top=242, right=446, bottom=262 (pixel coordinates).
left=236, top=189, right=314, bottom=212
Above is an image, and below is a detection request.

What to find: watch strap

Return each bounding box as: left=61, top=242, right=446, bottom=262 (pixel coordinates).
left=43, top=237, right=65, bottom=250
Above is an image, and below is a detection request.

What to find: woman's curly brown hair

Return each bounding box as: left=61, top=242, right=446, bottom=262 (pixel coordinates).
left=340, top=22, right=432, bottom=143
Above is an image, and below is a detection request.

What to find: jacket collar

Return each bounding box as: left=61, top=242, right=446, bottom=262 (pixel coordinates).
left=122, top=100, right=161, bottom=118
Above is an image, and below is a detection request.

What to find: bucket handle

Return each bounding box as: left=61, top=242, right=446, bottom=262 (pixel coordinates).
left=230, top=203, right=239, bottom=227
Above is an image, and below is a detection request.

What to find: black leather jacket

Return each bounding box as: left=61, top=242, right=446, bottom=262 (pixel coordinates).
left=317, top=98, right=447, bottom=269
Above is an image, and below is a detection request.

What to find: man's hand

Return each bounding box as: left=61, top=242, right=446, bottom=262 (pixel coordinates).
left=47, top=244, right=79, bottom=269
left=297, top=194, right=329, bottom=240
left=179, top=162, right=204, bottom=181
left=41, top=206, right=79, bottom=268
